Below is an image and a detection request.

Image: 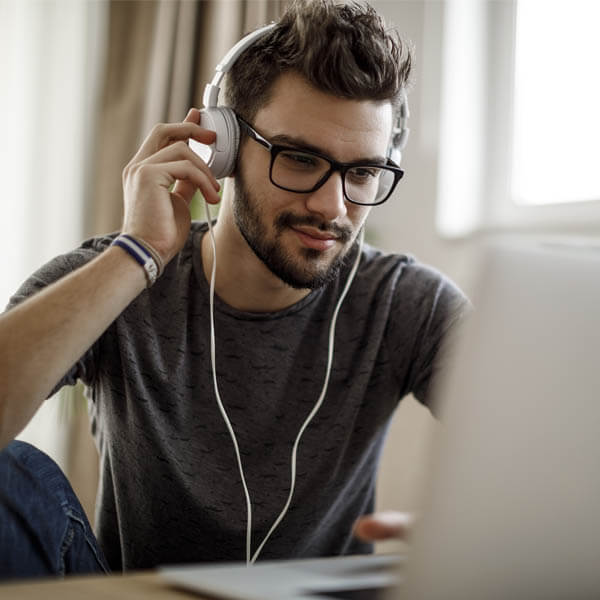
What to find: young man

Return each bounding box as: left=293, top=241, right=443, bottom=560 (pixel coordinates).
left=0, top=0, right=466, bottom=578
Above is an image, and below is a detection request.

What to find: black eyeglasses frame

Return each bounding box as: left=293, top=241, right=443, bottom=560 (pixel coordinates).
left=236, top=115, right=404, bottom=206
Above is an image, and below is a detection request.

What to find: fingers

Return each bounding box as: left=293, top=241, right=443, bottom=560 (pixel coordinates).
left=183, top=107, right=201, bottom=124
left=130, top=159, right=220, bottom=206
left=131, top=108, right=216, bottom=166
left=173, top=108, right=208, bottom=202
left=137, top=141, right=221, bottom=203
left=353, top=511, right=414, bottom=542
left=171, top=178, right=201, bottom=205
left=129, top=109, right=221, bottom=205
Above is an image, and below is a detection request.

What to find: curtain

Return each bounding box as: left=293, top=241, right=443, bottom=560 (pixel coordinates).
left=0, top=0, right=107, bottom=307
left=87, top=0, right=288, bottom=238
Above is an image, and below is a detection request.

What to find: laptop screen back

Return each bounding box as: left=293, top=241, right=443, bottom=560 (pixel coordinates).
left=399, top=240, right=600, bottom=600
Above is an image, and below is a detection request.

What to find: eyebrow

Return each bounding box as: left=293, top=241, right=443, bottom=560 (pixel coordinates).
left=268, top=132, right=388, bottom=165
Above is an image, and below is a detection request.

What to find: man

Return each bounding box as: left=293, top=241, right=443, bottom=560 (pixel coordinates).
left=0, top=0, right=466, bottom=578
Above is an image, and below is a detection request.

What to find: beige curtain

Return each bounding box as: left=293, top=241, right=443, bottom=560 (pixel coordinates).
left=69, top=0, right=288, bottom=526
left=86, top=0, right=288, bottom=238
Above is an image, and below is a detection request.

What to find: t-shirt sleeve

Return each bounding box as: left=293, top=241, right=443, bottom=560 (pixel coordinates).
left=4, top=239, right=110, bottom=394
left=386, top=262, right=470, bottom=412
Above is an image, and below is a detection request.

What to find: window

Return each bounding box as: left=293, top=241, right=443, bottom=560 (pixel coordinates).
left=436, top=0, right=600, bottom=237
left=511, top=0, right=600, bottom=206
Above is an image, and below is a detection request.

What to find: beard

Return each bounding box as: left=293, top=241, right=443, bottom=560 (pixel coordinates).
left=232, top=174, right=357, bottom=290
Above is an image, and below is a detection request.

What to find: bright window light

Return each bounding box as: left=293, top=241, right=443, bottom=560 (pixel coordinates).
left=511, top=0, right=600, bottom=206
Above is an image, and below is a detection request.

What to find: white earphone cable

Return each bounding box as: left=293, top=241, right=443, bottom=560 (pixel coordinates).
left=205, top=207, right=254, bottom=564
left=204, top=201, right=363, bottom=564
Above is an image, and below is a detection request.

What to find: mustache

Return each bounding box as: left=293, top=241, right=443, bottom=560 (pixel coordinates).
left=275, top=212, right=353, bottom=243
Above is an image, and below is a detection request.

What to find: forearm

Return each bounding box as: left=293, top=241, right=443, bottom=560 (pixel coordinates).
left=0, top=246, right=146, bottom=448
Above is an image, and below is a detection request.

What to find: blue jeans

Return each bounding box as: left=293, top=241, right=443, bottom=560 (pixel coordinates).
left=0, top=440, right=110, bottom=579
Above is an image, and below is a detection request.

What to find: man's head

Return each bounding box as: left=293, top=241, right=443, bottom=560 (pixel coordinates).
left=222, top=0, right=412, bottom=290
left=225, top=0, right=412, bottom=124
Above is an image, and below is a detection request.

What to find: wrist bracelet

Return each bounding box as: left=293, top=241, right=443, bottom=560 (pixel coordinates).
left=111, top=234, right=163, bottom=287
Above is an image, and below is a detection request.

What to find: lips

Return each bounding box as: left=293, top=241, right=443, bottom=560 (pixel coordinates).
left=292, top=227, right=338, bottom=251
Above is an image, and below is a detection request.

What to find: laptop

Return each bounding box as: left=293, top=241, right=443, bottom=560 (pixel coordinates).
left=160, top=238, right=600, bottom=599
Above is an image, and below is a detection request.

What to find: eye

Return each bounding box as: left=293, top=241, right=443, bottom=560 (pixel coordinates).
left=278, top=150, right=320, bottom=171
left=347, top=166, right=382, bottom=185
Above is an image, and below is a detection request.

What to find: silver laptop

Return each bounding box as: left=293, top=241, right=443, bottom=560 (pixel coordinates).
left=161, top=238, right=600, bottom=599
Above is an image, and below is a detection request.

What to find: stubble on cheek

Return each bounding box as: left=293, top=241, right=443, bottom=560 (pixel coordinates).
left=232, top=172, right=362, bottom=289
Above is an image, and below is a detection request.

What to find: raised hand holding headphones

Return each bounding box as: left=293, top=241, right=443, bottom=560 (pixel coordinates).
left=189, top=25, right=276, bottom=179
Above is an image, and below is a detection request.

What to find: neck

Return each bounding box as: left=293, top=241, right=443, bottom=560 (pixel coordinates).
left=201, top=191, right=311, bottom=313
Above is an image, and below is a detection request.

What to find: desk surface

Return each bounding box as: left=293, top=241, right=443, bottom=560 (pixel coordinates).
left=0, top=572, right=204, bottom=599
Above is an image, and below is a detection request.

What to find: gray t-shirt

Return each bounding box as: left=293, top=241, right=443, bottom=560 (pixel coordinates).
left=8, top=222, right=466, bottom=571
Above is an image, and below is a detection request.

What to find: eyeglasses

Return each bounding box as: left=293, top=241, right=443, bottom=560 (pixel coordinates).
left=237, top=116, right=404, bottom=206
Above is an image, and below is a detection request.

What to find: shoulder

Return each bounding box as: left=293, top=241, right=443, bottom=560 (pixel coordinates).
left=5, top=233, right=118, bottom=310
left=352, top=243, right=469, bottom=351
left=356, top=243, right=466, bottom=309
left=353, top=244, right=469, bottom=406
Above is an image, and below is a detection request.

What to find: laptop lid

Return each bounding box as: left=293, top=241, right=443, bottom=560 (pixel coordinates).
left=397, top=239, right=600, bottom=599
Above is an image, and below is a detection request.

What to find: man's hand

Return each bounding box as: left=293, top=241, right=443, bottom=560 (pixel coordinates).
left=353, top=511, right=414, bottom=542
left=121, top=108, right=221, bottom=265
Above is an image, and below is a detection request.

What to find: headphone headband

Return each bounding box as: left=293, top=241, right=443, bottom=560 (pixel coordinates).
left=203, top=24, right=277, bottom=109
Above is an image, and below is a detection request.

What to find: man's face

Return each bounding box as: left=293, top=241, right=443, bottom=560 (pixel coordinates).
left=233, top=71, right=393, bottom=290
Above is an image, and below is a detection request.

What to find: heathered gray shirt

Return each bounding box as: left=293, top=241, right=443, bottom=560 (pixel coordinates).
left=9, top=221, right=466, bottom=571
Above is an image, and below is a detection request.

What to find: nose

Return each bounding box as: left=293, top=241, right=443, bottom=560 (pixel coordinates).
left=304, top=171, right=347, bottom=221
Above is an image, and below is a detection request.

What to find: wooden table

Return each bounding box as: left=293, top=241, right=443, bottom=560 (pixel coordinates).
left=0, top=572, right=206, bottom=599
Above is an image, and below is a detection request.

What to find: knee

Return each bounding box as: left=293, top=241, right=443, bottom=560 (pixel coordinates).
left=0, top=440, right=105, bottom=578
left=0, top=440, right=65, bottom=487
left=2, top=439, right=50, bottom=464
left=0, top=441, right=70, bottom=578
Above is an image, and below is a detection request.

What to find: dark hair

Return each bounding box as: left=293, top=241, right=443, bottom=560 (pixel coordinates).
left=224, top=0, right=412, bottom=122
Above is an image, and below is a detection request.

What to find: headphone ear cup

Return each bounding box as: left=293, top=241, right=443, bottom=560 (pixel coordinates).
left=386, top=127, right=408, bottom=166
left=387, top=146, right=402, bottom=165
left=189, top=107, right=240, bottom=179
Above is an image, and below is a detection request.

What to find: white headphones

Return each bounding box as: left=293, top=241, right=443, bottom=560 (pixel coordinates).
left=189, top=23, right=410, bottom=179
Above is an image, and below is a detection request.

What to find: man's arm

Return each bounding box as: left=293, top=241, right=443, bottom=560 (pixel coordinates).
left=0, top=248, right=147, bottom=448
left=0, top=108, right=220, bottom=449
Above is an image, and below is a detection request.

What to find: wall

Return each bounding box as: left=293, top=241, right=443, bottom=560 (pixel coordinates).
left=367, top=1, right=479, bottom=550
